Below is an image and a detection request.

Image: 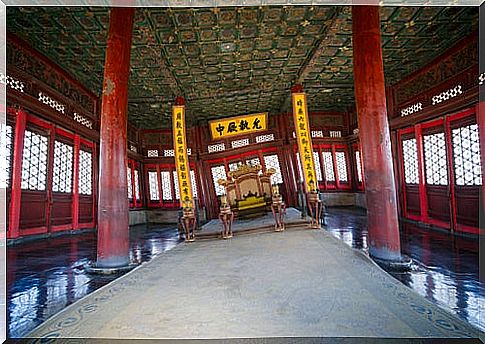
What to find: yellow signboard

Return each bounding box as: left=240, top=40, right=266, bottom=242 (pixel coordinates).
left=209, top=112, right=268, bottom=139
left=292, top=93, right=317, bottom=193
left=172, top=105, right=193, bottom=207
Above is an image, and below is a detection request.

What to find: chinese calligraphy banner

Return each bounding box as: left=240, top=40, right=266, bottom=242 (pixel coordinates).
left=209, top=112, right=267, bottom=139
left=292, top=92, right=317, bottom=193
left=172, top=105, right=193, bottom=207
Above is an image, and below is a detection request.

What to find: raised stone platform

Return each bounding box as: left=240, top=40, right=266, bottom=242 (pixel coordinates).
left=196, top=207, right=309, bottom=240
left=26, top=228, right=483, bottom=340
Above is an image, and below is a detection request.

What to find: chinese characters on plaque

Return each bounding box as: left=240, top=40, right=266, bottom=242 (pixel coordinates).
left=292, top=93, right=317, bottom=193
left=172, top=105, right=193, bottom=207
left=209, top=113, right=267, bottom=139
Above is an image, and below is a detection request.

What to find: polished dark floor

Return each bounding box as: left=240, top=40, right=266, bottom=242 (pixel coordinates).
left=7, top=208, right=484, bottom=338
left=7, top=225, right=183, bottom=338
left=324, top=207, right=484, bottom=332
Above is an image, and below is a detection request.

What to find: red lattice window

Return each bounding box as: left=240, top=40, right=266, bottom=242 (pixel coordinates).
left=321, top=151, right=335, bottom=182
left=423, top=133, right=448, bottom=185
left=52, top=141, right=74, bottom=193
left=355, top=150, right=363, bottom=183
left=452, top=123, right=482, bottom=186
left=78, top=150, right=92, bottom=195
left=134, top=169, right=141, bottom=200
left=127, top=167, right=133, bottom=199
left=402, top=138, right=419, bottom=184
left=263, top=154, right=283, bottom=184
left=335, top=152, right=348, bottom=182
left=211, top=165, right=226, bottom=196
left=161, top=171, right=173, bottom=201
left=148, top=171, right=159, bottom=201
left=21, top=130, right=48, bottom=191
left=312, top=151, right=322, bottom=182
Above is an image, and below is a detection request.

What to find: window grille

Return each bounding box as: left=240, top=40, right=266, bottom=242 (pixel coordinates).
left=134, top=170, right=140, bottom=200
left=53, top=141, right=73, bottom=193
left=401, top=103, right=423, bottom=117
left=231, top=138, right=249, bottom=149
left=263, top=155, right=283, bottom=184
left=147, top=149, right=158, bottom=157
left=329, top=131, right=341, bottom=138
left=246, top=157, right=260, bottom=167
left=148, top=171, right=159, bottom=201
left=164, top=149, right=175, bottom=157
left=452, top=123, right=482, bottom=186
left=0, top=124, right=13, bottom=188
left=161, top=171, right=173, bottom=200
left=355, top=151, right=363, bottom=183
left=296, top=153, right=303, bottom=181
left=173, top=171, right=180, bottom=200
left=322, top=152, right=335, bottom=182
left=127, top=167, right=133, bottom=199
left=78, top=150, right=92, bottom=195
left=130, top=145, right=137, bottom=153
left=353, top=128, right=359, bottom=135
left=21, top=130, right=48, bottom=191
left=187, top=148, right=192, bottom=155
left=211, top=165, right=227, bottom=196
left=38, top=92, right=65, bottom=114
left=190, top=170, right=198, bottom=198
left=256, top=134, right=274, bottom=143
left=311, top=130, right=324, bottom=138
left=335, top=152, right=348, bottom=182
left=0, top=73, right=25, bottom=92
left=432, top=85, right=463, bottom=105
left=313, top=151, right=322, bottom=181
left=208, top=143, right=225, bottom=153
left=423, top=133, right=448, bottom=185
left=229, top=162, right=240, bottom=171
left=402, top=139, right=419, bottom=184
left=73, top=113, right=93, bottom=129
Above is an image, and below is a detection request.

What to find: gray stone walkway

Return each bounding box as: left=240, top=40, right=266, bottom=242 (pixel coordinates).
left=28, top=229, right=483, bottom=340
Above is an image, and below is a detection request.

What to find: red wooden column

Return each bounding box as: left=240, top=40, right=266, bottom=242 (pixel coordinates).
left=94, top=8, right=135, bottom=269
left=8, top=109, right=27, bottom=239
left=352, top=6, right=404, bottom=263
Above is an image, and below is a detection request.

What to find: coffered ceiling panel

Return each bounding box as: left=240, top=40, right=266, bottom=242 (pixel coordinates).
left=7, top=6, right=478, bottom=128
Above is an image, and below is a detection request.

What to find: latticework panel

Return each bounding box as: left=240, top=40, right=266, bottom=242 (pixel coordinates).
left=147, top=149, right=158, bottom=157
left=335, top=152, right=348, bottom=182
left=263, top=154, right=283, bottom=184
left=355, top=150, right=363, bottom=183
left=148, top=171, right=159, bottom=200
left=161, top=171, right=173, bottom=200
left=423, top=133, right=448, bottom=185
left=0, top=124, right=13, bottom=188
left=53, top=141, right=73, bottom=193
left=134, top=170, right=141, bottom=200
left=164, top=149, right=175, bottom=157
left=231, top=138, right=249, bottom=149
left=190, top=170, right=198, bottom=198
left=173, top=171, right=180, bottom=200
left=229, top=162, right=240, bottom=171
left=211, top=165, right=227, bottom=196
left=208, top=143, right=226, bottom=153
left=256, top=134, right=274, bottom=143
left=322, top=151, right=335, bottom=182
left=311, top=130, right=324, bottom=138
left=78, top=150, right=92, bottom=195
left=402, top=139, right=419, bottom=184
left=127, top=167, right=133, bottom=199
left=246, top=157, right=261, bottom=167
left=452, top=124, right=482, bottom=186
left=329, top=131, right=342, bottom=138
left=313, top=151, right=322, bottom=182
left=21, top=130, right=48, bottom=191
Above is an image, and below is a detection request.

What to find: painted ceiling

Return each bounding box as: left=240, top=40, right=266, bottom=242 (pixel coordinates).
left=7, top=6, right=478, bottom=128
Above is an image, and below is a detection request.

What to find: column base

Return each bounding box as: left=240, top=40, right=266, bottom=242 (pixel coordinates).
left=85, top=262, right=138, bottom=275
left=370, top=254, right=413, bottom=272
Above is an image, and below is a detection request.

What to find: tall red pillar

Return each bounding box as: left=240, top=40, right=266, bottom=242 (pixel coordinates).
left=95, top=8, right=135, bottom=269
left=352, top=6, right=404, bottom=262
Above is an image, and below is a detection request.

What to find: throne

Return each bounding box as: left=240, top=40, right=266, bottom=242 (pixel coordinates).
left=218, top=164, right=275, bottom=218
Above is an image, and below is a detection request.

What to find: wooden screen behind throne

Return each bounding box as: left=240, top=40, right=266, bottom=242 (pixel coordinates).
left=218, top=164, right=274, bottom=207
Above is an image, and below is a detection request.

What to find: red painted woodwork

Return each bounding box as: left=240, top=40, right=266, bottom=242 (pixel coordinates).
left=95, top=7, right=135, bottom=268
left=352, top=6, right=402, bottom=261
left=72, top=135, right=80, bottom=230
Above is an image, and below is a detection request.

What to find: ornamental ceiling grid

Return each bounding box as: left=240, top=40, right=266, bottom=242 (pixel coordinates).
left=6, top=6, right=478, bottom=129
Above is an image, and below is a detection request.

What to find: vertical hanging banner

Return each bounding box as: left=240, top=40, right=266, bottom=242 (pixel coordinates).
left=172, top=98, right=193, bottom=207
left=292, top=87, right=317, bottom=193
